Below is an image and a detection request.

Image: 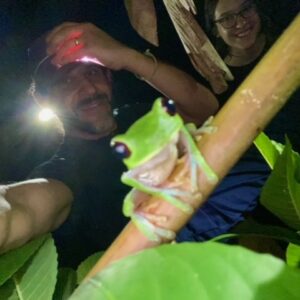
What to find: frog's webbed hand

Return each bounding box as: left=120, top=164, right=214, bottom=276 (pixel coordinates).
left=123, top=174, right=194, bottom=213
left=122, top=172, right=198, bottom=242
left=179, top=125, right=218, bottom=193
left=123, top=189, right=176, bottom=242
left=186, top=116, right=217, bottom=142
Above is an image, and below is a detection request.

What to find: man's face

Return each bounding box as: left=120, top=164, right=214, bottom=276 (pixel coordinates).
left=48, top=63, right=116, bottom=137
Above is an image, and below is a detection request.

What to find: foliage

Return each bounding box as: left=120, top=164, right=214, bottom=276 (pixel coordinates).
left=286, top=243, right=300, bottom=268
left=216, top=218, right=300, bottom=245
left=259, top=138, right=300, bottom=229
left=0, top=235, right=47, bottom=286
left=53, top=268, right=77, bottom=300
left=1, top=133, right=300, bottom=299
left=0, top=235, right=57, bottom=300
left=70, top=242, right=300, bottom=300
left=76, top=251, right=104, bottom=285
left=253, top=131, right=284, bottom=169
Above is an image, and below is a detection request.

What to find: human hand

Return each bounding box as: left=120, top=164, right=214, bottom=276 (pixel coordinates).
left=46, top=22, right=131, bottom=70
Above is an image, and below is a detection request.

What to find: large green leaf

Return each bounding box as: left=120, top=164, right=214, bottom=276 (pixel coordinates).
left=0, top=235, right=47, bottom=286
left=53, top=268, right=77, bottom=300
left=9, top=235, right=58, bottom=300
left=260, top=140, right=300, bottom=229
left=76, top=251, right=104, bottom=284
left=0, top=279, right=18, bottom=299
left=254, top=132, right=284, bottom=169
left=286, top=243, right=300, bottom=268
left=70, top=242, right=300, bottom=300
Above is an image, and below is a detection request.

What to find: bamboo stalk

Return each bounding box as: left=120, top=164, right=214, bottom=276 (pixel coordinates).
left=85, top=15, right=300, bottom=281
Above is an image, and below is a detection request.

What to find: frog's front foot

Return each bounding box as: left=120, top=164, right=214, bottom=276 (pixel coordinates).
left=123, top=189, right=177, bottom=242
left=130, top=188, right=202, bottom=242
left=193, top=116, right=217, bottom=142
left=132, top=212, right=176, bottom=242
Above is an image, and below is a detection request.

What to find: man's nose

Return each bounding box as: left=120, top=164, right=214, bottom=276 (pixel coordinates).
left=79, top=76, right=98, bottom=93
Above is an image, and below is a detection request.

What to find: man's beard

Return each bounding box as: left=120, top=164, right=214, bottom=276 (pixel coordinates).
left=63, top=111, right=116, bottom=136
left=76, top=114, right=116, bottom=135
left=61, top=93, right=117, bottom=137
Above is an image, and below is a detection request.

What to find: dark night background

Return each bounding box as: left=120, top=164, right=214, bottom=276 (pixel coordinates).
left=0, top=0, right=299, bottom=182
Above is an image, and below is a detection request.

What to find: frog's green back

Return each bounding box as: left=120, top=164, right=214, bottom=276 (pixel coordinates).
left=112, top=98, right=183, bottom=169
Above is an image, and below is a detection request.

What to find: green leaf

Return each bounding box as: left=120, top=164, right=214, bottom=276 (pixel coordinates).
left=0, top=279, right=18, bottom=299
left=0, top=235, right=47, bottom=286
left=260, top=140, right=300, bottom=230
left=76, top=251, right=104, bottom=284
left=286, top=243, right=300, bottom=268
left=70, top=242, right=300, bottom=300
left=254, top=132, right=284, bottom=169
left=53, top=268, right=77, bottom=300
left=11, top=235, right=58, bottom=300
left=231, top=218, right=300, bottom=245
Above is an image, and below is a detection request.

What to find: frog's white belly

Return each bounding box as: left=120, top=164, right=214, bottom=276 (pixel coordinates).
left=128, top=142, right=178, bottom=187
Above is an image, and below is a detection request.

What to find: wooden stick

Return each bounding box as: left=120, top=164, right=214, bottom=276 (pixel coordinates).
left=85, top=15, right=300, bottom=281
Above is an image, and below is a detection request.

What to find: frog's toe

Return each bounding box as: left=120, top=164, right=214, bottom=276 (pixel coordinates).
left=132, top=213, right=175, bottom=242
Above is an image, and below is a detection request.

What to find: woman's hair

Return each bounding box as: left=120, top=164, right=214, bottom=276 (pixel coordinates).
left=204, top=0, right=227, bottom=57
left=204, top=0, right=280, bottom=57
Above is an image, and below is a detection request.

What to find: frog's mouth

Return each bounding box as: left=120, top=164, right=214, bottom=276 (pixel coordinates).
left=126, top=141, right=179, bottom=187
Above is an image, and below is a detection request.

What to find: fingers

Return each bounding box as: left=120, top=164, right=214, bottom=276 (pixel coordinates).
left=45, top=22, right=127, bottom=70
left=51, top=38, right=85, bottom=66
left=46, top=22, right=84, bottom=55
left=46, top=22, right=78, bottom=42
left=52, top=48, right=91, bottom=67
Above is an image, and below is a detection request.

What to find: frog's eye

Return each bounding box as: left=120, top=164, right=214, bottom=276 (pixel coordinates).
left=111, top=142, right=131, bottom=159
left=161, top=98, right=176, bottom=116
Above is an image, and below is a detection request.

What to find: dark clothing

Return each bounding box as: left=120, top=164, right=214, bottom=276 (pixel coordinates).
left=177, top=54, right=299, bottom=242
left=29, top=102, right=151, bottom=267
left=32, top=136, right=129, bottom=267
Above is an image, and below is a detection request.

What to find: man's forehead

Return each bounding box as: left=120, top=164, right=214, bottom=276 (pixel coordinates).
left=54, top=62, right=106, bottom=78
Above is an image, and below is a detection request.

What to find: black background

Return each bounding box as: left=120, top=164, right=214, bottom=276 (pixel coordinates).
left=0, top=0, right=298, bottom=181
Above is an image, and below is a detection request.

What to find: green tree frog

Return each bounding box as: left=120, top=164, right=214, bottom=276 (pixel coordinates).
left=111, top=98, right=218, bottom=242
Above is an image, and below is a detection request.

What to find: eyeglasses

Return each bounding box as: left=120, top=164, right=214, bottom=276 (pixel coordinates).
left=214, top=2, right=257, bottom=29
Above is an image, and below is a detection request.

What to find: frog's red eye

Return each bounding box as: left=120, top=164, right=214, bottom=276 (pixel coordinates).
left=111, top=142, right=131, bottom=159
left=161, top=98, right=176, bottom=116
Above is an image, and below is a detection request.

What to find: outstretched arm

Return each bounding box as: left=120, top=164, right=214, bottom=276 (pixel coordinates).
left=0, top=179, right=72, bottom=253
left=124, top=49, right=219, bottom=125
left=46, top=22, right=219, bottom=126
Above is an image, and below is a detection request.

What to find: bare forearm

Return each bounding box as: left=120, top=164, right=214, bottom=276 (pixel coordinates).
left=0, top=179, right=72, bottom=253
left=0, top=202, right=36, bottom=252
left=123, top=49, right=219, bottom=125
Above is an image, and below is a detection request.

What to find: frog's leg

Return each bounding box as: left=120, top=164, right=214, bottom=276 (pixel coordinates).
left=123, top=189, right=176, bottom=242
left=123, top=174, right=194, bottom=214
left=122, top=173, right=195, bottom=241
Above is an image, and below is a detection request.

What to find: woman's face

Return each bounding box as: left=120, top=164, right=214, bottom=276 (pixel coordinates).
left=214, top=0, right=261, bottom=51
